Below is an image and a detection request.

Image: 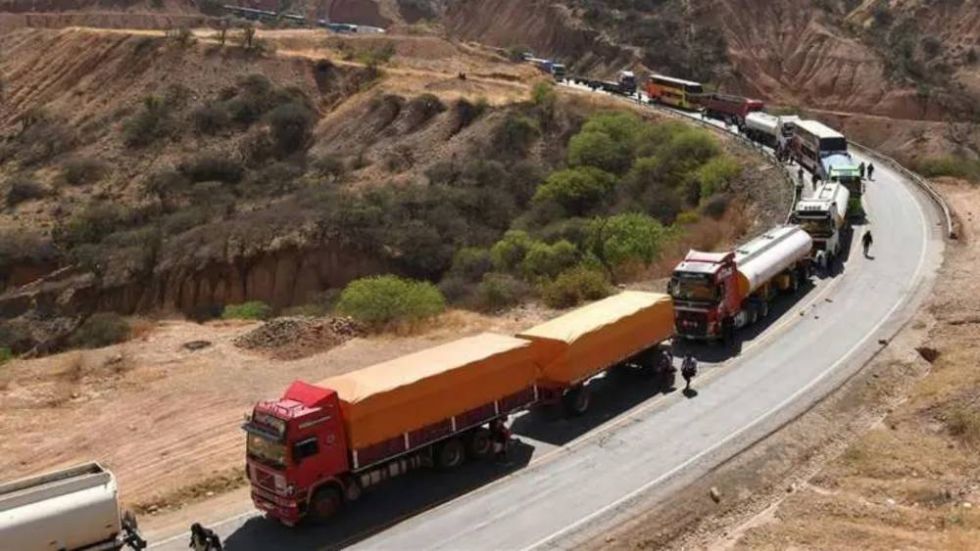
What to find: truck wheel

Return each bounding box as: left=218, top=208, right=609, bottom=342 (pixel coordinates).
left=760, top=300, right=770, bottom=319
left=309, top=485, right=343, bottom=523
left=467, top=428, right=492, bottom=460
left=562, top=385, right=591, bottom=416
left=722, top=318, right=735, bottom=345
left=436, top=438, right=465, bottom=470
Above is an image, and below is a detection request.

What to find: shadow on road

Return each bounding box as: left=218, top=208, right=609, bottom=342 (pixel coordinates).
left=511, top=369, right=676, bottom=446
left=223, top=443, right=536, bottom=550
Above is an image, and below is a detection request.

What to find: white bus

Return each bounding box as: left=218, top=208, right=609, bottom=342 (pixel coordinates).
left=791, top=119, right=848, bottom=174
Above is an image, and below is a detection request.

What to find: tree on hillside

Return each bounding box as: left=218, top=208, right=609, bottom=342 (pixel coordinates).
left=568, top=131, right=632, bottom=174
left=533, top=167, right=617, bottom=216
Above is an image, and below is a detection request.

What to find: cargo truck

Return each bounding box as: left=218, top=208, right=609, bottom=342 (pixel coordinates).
left=570, top=71, right=637, bottom=96
left=822, top=153, right=864, bottom=197
left=668, top=225, right=813, bottom=341
left=0, top=462, right=146, bottom=551
left=244, top=292, right=675, bottom=525
left=695, top=93, right=764, bottom=127
left=791, top=182, right=851, bottom=270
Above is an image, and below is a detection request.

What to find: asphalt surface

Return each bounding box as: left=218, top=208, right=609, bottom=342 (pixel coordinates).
left=149, top=96, right=945, bottom=551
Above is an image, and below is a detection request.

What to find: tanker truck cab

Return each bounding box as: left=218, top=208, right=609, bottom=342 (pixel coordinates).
left=244, top=381, right=349, bottom=526
left=668, top=251, right=741, bottom=340
left=791, top=182, right=851, bottom=269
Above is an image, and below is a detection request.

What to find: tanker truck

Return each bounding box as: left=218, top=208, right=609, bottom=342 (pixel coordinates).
left=243, top=292, right=675, bottom=525
left=668, top=225, right=813, bottom=341
left=791, top=182, right=851, bottom=270
left=0, top=462, right=146, bottom=551
left=743, top=112, right=800, bottom=155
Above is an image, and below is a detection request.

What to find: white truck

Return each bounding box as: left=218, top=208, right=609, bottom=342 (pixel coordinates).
left=0, top=463, right=146, bottom=551
left=790, top=182, right=851, bottom=270
left=743, top=112, right=799, bottom=152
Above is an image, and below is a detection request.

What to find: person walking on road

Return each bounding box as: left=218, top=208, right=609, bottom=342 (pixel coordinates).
left=490, top=418, right=511, bottom=463
left=862, top=229, right=874, bottom=258
left=797, top=166, right=804, bottom=184
left=189, top=523, right=222, bottom=551
left=867, top=162, right=875, bottom=181
left=859, top=161, right=866, bottom=179
left=681, top=354, right=698, bottom=392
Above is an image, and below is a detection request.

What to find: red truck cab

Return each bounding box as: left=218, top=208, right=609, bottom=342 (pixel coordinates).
left=244, top=381, right=349, bottom=526
left=667, top=251, right=740, bottom=340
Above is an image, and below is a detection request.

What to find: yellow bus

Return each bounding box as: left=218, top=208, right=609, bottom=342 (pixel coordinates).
left=644, top=74, right=704, bottom=110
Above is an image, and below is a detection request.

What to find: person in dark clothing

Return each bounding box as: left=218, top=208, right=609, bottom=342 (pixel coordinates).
left=867, top=162, right=875, bottom=181
left=681, top=354, right=698, bottom=391
left=862, top=229, right=874, bottom=258
left=490, top=418, right=511, bottom=462
left=859, top=161, right=866, bottom=179
left=190, top=523, right=222, bottom=551
left=797, top=166, right=804, bottom=184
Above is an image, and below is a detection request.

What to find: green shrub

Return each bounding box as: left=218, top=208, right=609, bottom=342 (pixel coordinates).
left=0, top=347, right=12, bottom=365
left=520, top=239, right=578, bottom=279
left=476, top=273, right=528, bottom=312
left=696, top=155, right=742, bottom=197
left=312, top=154, right=347, bottom=182
left=914, top=156, right=980, bottom=183
left=179, top=154, right=244, bottom=183
left=568, top=131, right=632, bottom=174
left=587, top=213, right=666, bottom=270
left=0, top=322, right=32, bottom=354
left=266, top=102, right=315, bottom=157
left=62, top=157, right=106, bottom=186
left=490, top=230, right=534, bottom=272
left=449, top=247, right=493, bottom=282
left=540, top=267, right=611, bottom=309
left=493, top=115, right=540, bottom=157
left=700, top=193, right=731, bottom=220
left=162, top=207, right=210, bottom=235
left=56, top=203, right=134, bottom=248
left=579, top=111, right=645, bottom=151
left=531, top=82, right=556, bottom=109
left=533, top=167, right=617, bottom=215
left=5, top=177, right=46, bottom=207
left=335, top=275, right=445, bottom=327
left=123, top=95, right=175, bottom=148
left=221, top=301, right=273, bottom=320
left=675, top=211, right=700, bottom=225
left=191, top=103, right=230, bottom=135
left=68, top=313, right=131, bottom=349
left=355, top=42, right=397, bottom=66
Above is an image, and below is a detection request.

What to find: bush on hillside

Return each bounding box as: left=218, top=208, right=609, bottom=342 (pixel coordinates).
left=191, top=103, right=231, bottom=135
left=540, top=267, right=611, bottom=309
left=335, top=275, right=445, bottom=327
left=520, top=239, right=578, bottom=280
left=533, top=167, right=617, bottom=215
left=475, top=273, right=529, bottom=313
left=55, top=203, right=135, bottom=248
left=266, top=102, right=315, bottom=157
left=696, top=155, right=742, bottom=197
left=914, top=156, right=980, bottom=182
left=222, top=301, right=273, bottom=321
left=493, top=114, right=540, bottom=157
left=567, top=131, right=632, bottom=174
left=179, top=154, right=244, bottom=183
left=62, top=157, right=107, bottom=187
left=68, top=313, right=131, bottom=349
left=311, top=154, right=347, bottom=183
left=587, top=213, right=666, bottom=273
left=5, top=177, right=46, bottom=207
left=0, top=347, right=12, bottom=365
left=700, top=193, right=732, bottom=220
left=490, top=230, right=534, bottom=272
left=449, top=247, right=494, bottom=282
left=123, top=95, right=175, bottom=148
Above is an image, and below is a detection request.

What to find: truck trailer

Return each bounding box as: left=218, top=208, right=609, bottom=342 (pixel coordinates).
left=695, top=93, right=764, bottom=127
left=743, top=112, right=799, bottom=152
left=244, top=291, right=675, bottom=525
left=0, top=463, right=145, bottom=551
left=791, top=182, right=851, bottom=270
left=669, top=225, right=813, bottom=341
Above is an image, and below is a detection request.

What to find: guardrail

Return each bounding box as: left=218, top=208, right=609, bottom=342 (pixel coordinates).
left=848, top=141, right=956, bottom=239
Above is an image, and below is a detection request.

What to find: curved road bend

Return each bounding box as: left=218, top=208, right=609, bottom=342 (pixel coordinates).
left=149, top=150, right=944, bottom=549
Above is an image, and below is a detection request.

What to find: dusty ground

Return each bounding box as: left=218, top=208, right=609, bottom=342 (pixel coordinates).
left=596, top=179, right=980, bottom=550
left=0, top=307, right=551, bottom=513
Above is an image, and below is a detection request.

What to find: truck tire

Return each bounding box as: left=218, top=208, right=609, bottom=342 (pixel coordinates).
left=467, top=428, right=492, bottom=460
left=436, top=438, right=465, bottom=470
left=722, top=318, right=735, bottom=346
left=309, top=485, right=343, bottom=523
left=562, top=385, right=591, bottom=416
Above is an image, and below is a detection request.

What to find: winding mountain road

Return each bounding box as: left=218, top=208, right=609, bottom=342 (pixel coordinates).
left=149, top=93, right=946, bottom=550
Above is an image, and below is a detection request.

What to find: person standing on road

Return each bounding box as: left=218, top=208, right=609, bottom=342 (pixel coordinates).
left=189, top=523, right=222, bottom=551
left=862, top=229, right=874, bottom=258
left=490, top=418, right=511, bottom=463
left=867, top=162, right=875, bottom=181
left=859, top=161, right=866, bottom=179
left=681, top=354, right=698, bottom=392
left=797, top=166, right=804, bottom=184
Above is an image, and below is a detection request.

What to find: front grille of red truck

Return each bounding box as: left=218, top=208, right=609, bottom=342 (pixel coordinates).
left=676, top=310, right=708, bottom=336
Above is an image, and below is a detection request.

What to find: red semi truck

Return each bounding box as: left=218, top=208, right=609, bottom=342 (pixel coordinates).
left=668, top=225, right=812, bottom=341
left=695, top=93, right=764, bottom=127
left=243, top=292, right=675, bottom=525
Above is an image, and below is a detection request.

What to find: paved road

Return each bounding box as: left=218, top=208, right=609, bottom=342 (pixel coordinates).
left=149, top=107, right=945, bottom=550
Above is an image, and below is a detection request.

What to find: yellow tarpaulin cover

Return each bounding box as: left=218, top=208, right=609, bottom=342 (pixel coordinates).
left=318, top=333, right=539, bottom=449
left=518, top=291, right=674, bottom=386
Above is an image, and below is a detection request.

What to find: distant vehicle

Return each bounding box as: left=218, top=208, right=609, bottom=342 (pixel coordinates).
left=791, top=182, right=851, bottom=270
left=695, top=92, right=764, bottom=127
left=527, top=57, right=566, bottom=80
left=243, top=292, right=675, bottom=525
left=571, top=70, right=637, bottom=96
left=743, top=112, right=799, bottom=151
left=822, top=153, right=864, bottom=197
left=645, top=74, right=704, bottom=110
left=0, top=462, right=146, bottom=551
left=669, top=225, right=813, bottom=342
left=791, top=119, right=848, bottom=175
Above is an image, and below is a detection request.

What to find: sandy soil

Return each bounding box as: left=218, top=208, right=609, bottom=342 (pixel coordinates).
left=0, top=307, right=550, bottom=513
left=596, top=179, right=980, bottom=550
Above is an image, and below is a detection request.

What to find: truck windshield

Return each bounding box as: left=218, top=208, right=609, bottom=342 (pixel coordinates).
left=797, top=217, right=833, bottom=237
left=669, top=276, right=719, bottom=302
left=247, top=432, right=287, bottom=469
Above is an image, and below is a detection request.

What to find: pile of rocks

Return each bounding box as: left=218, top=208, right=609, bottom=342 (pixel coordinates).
left=234, top=316, right=363, bottom=360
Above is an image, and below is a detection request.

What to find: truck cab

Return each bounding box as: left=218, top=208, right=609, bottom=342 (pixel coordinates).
left=244, top=382, right=349, bottom=525
left=618, top=70, right=637, bottom=94
left=791, top=183, right=850, bottom=268
left=668, top=251, right=740, bottom=339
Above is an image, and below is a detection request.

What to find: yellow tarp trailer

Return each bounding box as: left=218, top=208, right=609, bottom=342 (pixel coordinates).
left=518, top=291, right=675, bottom=387
left=319, top=333, right=540, bottom=450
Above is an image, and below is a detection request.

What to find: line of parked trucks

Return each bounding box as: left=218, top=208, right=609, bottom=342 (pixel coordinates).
left=2, top=60, right=868, bottom=548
